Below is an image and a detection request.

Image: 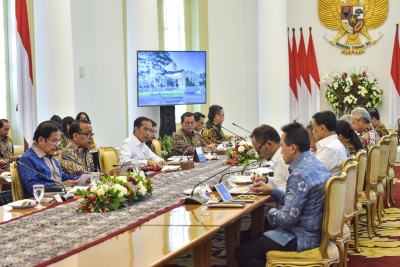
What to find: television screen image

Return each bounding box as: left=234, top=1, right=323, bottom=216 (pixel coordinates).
left=137, top=51, right=206, bottom=107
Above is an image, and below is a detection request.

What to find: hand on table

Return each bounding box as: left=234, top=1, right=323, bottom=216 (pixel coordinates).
left=251, top=181, right=274, bottom=195
left=10, top=156, right=19, bottom=161
left=109, top=167, right=121, bottom=176
left=251, top=175, right=267, bottom=184
left=77, top=174, right=91, bottom=186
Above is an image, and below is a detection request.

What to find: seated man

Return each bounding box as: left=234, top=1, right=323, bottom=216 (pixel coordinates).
left=119, top=117, right=166, bottom=167
left=312, top=110, right=347, bottom=176
left=171, top=112, right=215, bottom=156
left=145, top=120, right=157, bottom=154
left=351, top=107, right=380, bottom=151
left=235, top=122, right=331, bottom=267
left=193, top=112, right=205, bottom=134
left=368, top=108, right=389, bottom=138
left=250, top=124, right=289, bottom=191
left=59, top=120, right=120, bottom=176
left=202, top=105, right=244, bottom=144
left=0, top=119, right=18, bottom=173
left=17, top=121, right=89, bottom=198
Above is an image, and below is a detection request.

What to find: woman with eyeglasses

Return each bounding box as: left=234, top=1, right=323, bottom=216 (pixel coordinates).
left=202, top=105, right=244, bottom=145
left=16, top=121, right=90, bottom=198
left=76, top=112, right=96, bottom=151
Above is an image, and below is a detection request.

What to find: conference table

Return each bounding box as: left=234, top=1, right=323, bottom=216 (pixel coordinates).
left=0, top=158, right=271, bottom=267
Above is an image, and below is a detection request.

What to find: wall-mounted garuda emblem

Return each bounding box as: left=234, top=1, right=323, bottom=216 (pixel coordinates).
left=318, top=0, right=388, bottom=54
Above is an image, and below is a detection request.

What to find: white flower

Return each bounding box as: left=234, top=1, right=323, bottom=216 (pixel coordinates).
left=344, top=87, right=350, bottom=93
left=238, top=141, right=246, bottom=146
left=237, top=146, right=245, bottom=153
left=137, top=181, right=147, bottom=195
left=90, top=186, right=98, bottom=193
left=116, top=176, right=127, bottom=183
left=97, top=188, right=105, bottom=196
left=102, top=184, right=109, bottom=192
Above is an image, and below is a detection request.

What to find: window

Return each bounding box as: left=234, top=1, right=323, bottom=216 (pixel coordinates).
left=163, top=0, right=186, bottom=122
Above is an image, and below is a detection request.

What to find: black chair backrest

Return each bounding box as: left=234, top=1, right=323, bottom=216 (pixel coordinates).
left=0, top=190, right=13, bottom=206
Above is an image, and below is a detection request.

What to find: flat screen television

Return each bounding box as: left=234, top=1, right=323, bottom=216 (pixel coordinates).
left=137, top=51, right=206, bottom=107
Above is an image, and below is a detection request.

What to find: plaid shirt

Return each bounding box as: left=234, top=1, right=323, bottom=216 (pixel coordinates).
left=171, top=128, right=208, bottom=156
left=202, top=121, right=231, bottom=145
left=0, top=136, right=14, bottom=160
left=359, top=125, right=380, bottom=152
left=59, top=141, right=94, bottom=176
left=374, top=122, right=389, bottom=138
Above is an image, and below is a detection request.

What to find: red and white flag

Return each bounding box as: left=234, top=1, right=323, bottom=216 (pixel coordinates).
left=307, top=28, right=320, bottom=116
left=289, top=29, right=299, bottom=122
left=16, top=0, right=36, bottom=146
left=298, top=28, right=312, bottom=125
left=389, top=24, right=400, bottom=128
left=292, top=29, right=301, bottom=123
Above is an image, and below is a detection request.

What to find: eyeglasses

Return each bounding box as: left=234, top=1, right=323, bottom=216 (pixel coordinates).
left=255, top=140, right=268, bottom=153
left=45, top=138, right=61, bottom=145
left=217, top=114, right=225, bottom=117
left=237, top=195, right=257, bottom=200
left=78, top=132, right=95, bottom=138
left=183, top=122, right=195, bottom=126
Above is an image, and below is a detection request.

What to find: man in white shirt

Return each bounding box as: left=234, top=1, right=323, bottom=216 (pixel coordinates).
left=250, top=124, right=289, bottom=191
left=312, top=110, right=347, bottom=176
left=119, top=117, right=166, bottom=167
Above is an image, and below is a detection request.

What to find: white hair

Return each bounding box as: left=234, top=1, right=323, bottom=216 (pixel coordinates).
left=351, top=107, right=371, bottom=124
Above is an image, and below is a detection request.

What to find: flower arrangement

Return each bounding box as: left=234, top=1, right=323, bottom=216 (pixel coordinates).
left=322, top=66, right=383, bottom=116
left=225, top=141, right=259, bottom=166
left=76, top=172, right=153, bottom=213
left=159, top=135, right=172, bottom=158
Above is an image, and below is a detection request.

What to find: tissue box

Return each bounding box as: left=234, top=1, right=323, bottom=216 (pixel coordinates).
left=180, top=161, right=194, bottom=170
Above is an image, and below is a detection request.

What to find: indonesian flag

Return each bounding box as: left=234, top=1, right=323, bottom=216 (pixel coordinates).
left=307, top=28, right=320, bottom=116
left=298, top=28, right=312, bottom=125
left=16, top=0, right=36, bottom=146
left=292, top=29, right=301, bottom=123
left=289, top=29, right=299, bottom=122
left=389, top=24, right=400, bottom=128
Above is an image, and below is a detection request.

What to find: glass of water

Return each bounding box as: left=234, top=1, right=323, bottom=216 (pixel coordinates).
left=90, top=172, right=101, bottom=185
left=133, top=163, right=141, bottom=174
left=230, top=137, right=237, bottom=147
left=222, top=141, right=229, bottom=150
left=33, top=184, right=44, bottom=209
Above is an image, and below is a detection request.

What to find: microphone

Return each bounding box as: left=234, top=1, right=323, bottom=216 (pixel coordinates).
left=217, top=170, right=241, bottom=183
left=185, top=165, right=233, bottom=205
left=221, top=126, right=240, bottom=137
left=14, top=160, right=71, bottom=199
left=62, top=156, right=108, bottom=177
left=232, top=123, right=252, bottom=134
left=179, top=150, right=189, bottom=162
left=171, top=146, right=191, bottom=161
left=241, top=160, right=261, bottom=174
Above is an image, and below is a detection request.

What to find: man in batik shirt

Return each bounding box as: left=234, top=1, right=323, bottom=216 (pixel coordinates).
left=171, top=112, right=215, bottom=156
left=235, top=122, right=331, bottom=267
left=60, top=120, right=120, bottom=176
left=0, top=119, right=18, bottom=173
left=351, top=107, right=380, bottom=151
left=368, top=108, right=389, bottom=138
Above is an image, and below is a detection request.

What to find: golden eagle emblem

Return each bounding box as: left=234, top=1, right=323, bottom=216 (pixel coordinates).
left=318, top=0, right=388, bottom=54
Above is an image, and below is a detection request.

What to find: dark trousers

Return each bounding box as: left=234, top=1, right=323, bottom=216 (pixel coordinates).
left=235, top=234, right=297, bottom=267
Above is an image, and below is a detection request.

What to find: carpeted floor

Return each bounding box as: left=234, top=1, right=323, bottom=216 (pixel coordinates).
left=163, top=167, right=400, bottom=267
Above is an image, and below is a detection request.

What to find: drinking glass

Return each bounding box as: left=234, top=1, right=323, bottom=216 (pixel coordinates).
left=133, top=163, right=141, bottom=174
left=222, top=141, right=229, bottom=150
left=90, top=172, right=101, bottom=185
left=33, top=184, right=44, bottom=209
left=230, top=137, right=237, bottom=147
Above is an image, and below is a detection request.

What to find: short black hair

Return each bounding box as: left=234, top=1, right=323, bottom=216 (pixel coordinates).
left=281, top=122, right=310, bottom=153
left=149, top=119, right=157, bottom=127
left=193, top=112, right=205, bottom=122
left=133, top=117, right=152, bottom=133
left=33, top=121, right=60, bottom=142
left=312, top=110, right=337, bottom=131
left=250, top=124, right=280, bottom=144
left=69, top=120, right=91, bottom=138
left=207, top=105, right=223, bottom=121
left=50, top=115, right=62, bottom=125
left=61, top=116, right=75, bottom=138
left=0, top=119, right=9, bottom=128
left=368, top=108, right=380, bottom=121
left=181, top=112, right=194, bottom=123
left=76, top=112, right=91, bottom=122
